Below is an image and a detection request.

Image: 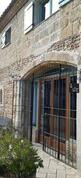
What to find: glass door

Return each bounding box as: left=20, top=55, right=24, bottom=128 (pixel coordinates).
left=52, top=78, right=67, bottom=155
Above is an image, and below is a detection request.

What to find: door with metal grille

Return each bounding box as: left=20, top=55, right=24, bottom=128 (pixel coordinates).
left=42, top=77, right=68, bottom=155
left=37, top=68, right=77, bottom=168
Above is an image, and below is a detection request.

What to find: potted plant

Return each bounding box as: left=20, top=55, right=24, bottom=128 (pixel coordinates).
left=0, top=128, right=43, bottom=178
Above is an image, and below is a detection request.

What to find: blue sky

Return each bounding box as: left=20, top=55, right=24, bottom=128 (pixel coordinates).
left=0, top=0, right=12, bottom=16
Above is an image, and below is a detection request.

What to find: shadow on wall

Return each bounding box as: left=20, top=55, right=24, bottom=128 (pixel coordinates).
left=0, top=116, right=11, bottom=128
left=0, top=117, right=23, bottom=137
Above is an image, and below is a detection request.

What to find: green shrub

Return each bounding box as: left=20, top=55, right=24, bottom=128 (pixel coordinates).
left=0, top=128, right=43, bottom=178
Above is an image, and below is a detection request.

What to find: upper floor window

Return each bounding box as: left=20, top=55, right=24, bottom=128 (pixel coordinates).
left=5, top=27, right=11, bottom=45
left=24, top=0, right=59, bottom=33
left=1, top=27, right=11, bottom=48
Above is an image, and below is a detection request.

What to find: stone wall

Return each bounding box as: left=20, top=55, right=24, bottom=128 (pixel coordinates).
left=0, top=0, right=81, bottom=173
left=0, top=0, right=81, bottom=70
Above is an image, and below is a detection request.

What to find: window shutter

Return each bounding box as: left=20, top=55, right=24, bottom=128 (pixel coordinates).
left=59, top=0, right=71, bottom=6
left=1, top=32, right=5, bottom=48
left=24, top=2, right=34, bottom=33
left=52, top=0, right=59, bottom=13
left=44, top=1, right=50, bottom=19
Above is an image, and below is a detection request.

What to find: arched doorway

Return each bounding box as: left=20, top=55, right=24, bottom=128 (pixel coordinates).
left=23, top=63, right=77, bottom=168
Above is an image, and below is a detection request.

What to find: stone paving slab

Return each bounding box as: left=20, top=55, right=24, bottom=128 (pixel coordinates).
left=33, top=144, right=81, bottom=178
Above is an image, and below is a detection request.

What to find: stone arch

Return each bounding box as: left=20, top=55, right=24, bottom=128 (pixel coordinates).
left=20, top=51, right=78, bottom=168
left=21, top=50, right=78, bottom=79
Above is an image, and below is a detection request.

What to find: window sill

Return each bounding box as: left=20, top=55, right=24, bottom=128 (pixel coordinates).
left=1, top=42, right=11, bottom=49
left=24, top=24, right=33, bottom=34
left=59, top=0, right=72, bottom=7
left=24, top=8, right=59, bottom=35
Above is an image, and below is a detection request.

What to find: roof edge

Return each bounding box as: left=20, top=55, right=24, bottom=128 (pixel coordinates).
left=0, top=0, right=28, bottom=33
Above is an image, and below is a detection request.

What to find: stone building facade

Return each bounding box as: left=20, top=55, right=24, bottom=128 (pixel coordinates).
left=0, top=0, right=81, bottom=174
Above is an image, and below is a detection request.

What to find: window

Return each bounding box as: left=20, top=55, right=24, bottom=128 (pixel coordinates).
left=1, top=27, right=11, bottom=48
left=5, top=28, right=11, bottom=45
left=24, top=0, right=59, bottom=33
left=59, top=0, right=71, bottom=6
left=0, top=89, right=2, bottom=104
left=34, top=0, right=59, bottom=23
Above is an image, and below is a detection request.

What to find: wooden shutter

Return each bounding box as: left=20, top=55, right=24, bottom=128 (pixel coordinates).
left=24, top=2, right=34, bottom=33
left=52, top=0, right=59, bottom=13
left=44, top=1, right=50, bottom=19
left=1, top=32, right=5, bottom=48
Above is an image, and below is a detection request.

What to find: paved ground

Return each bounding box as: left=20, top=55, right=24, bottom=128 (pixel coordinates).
left=33, top=144, right=81, bottom=178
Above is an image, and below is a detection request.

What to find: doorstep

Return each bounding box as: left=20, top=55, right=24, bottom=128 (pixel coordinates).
left=33, top=144, right=81, bottom=178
